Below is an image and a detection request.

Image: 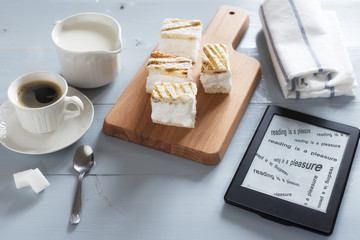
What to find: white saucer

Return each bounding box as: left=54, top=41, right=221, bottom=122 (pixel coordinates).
left=0, top=87, right=94, bottom=154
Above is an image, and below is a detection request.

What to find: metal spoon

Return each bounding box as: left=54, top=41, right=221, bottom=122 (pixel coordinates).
left=69, top=145, right=95, bottom=225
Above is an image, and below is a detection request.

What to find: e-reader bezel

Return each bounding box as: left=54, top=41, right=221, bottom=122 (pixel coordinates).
left=224, top=105, right=360, bottom=235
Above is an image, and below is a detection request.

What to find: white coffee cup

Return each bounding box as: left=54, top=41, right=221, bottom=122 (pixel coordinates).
left=51, top=13, right=123, bottom=88
left=7, top=71, right=84, bottom=134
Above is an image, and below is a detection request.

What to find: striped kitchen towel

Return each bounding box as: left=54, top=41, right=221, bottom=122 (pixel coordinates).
left=259, top=0, right=357, bottom=99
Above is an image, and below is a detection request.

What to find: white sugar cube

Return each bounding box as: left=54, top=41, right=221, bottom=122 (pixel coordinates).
left=13, top=169, right=34, bottom=189
left=28, top=168, right=50, bottom=193
left=13, top=168, right=50, bottom=193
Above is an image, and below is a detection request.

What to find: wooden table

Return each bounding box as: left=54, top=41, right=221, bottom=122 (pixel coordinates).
left=1, top=0, right=359, bottom=239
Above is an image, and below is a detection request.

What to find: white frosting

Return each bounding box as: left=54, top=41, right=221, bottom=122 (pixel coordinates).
left=151, top=99, right=196, bottom=128
left=200, top=71, right=232, bottom=93
left=159, top=38, right=200, bottom=62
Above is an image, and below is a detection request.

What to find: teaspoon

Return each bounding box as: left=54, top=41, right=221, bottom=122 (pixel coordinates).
left=69, top=145, right=95, bottom=224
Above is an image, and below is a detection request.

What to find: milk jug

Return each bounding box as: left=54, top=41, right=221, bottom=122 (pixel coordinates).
left=52, top=13, right=123, bottom=88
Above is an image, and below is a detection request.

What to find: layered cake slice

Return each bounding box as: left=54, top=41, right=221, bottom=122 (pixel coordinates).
left=159, top=18, right=202, bottom=62
left=146, top=51, right=193, bottom=93
left=200, top=43, right=232, bottom=94
left=151, top=82, right=197, bottom=128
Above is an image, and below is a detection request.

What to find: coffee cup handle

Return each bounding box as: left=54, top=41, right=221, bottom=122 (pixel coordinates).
left=63, top=96, right=84, bottom=120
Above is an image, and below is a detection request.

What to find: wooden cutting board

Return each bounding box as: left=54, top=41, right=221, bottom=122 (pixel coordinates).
left=103, top=6, right=261, bottom=165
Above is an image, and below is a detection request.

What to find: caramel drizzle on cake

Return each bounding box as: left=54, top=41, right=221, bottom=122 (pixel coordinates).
left=147, top=51, right=192, bottom=78
left=161, top=18, right=202, bottom=40
left=151, top=82, right=197, bottom=104
left=201, top=44, right=230, bottom=74
left=161, top=19, right=202, bottom=32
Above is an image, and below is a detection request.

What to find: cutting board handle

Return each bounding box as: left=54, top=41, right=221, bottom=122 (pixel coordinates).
left=202, top=6, right=249, bottom=50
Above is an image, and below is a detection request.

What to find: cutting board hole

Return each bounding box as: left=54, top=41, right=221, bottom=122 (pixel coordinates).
left=229, top=11, right=235, bottom=15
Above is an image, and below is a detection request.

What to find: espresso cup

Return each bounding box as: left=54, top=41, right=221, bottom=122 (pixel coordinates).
left=7, top=71, right=84, bottom=134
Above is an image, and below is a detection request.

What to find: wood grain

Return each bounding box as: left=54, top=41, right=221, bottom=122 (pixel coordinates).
left=103, top=6, right=261, bottom=165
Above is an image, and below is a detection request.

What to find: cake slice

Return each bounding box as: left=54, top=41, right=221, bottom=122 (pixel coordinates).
left=146, top=51, right=193, bottom=93
left=200, top=43, right=232, bottom=94
left=159, top=18, right=202, bottom=62
left=151, top=82, right=197, bottom=128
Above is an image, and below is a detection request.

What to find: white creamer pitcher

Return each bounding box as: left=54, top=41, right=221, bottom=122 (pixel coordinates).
left=52, top=13, right=123, bottom=88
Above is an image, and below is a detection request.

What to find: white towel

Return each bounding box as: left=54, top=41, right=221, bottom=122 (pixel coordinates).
left=259, top=0, right=357, bottom=99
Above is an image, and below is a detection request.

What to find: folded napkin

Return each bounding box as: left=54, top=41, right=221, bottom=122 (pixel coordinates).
left=259, top=0, right=357, bottom=99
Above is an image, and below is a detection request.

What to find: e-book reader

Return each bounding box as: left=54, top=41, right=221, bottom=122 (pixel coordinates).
left=225, top=105, right=360, bottom=235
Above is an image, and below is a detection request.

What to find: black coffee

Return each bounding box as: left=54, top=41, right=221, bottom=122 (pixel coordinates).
left=17, top=80, right=62, bottom=108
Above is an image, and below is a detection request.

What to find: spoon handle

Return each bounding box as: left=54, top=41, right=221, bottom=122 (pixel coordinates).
left=70, top=173, right=84, bottom=224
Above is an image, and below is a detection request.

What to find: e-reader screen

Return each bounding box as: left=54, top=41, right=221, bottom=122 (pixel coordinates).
left=241, top=115, right=349, bottom=213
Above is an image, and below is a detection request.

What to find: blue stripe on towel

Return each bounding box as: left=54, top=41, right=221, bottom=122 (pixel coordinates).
left=296, top=91, right=301, bottom=99
left=325, top=73, right=331, bottom=89
left=288, top=0, right=323, bottom=73
left=325, top=73, right=335, bottom=97
left=291, top=78, right=296, bottom=91
left=260, top=5, right=290, bottom=83
left=330, top=87, right=335, bottom=97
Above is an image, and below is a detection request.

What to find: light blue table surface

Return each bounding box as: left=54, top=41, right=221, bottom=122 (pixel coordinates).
left=1, top=0, right=360, bottom=239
